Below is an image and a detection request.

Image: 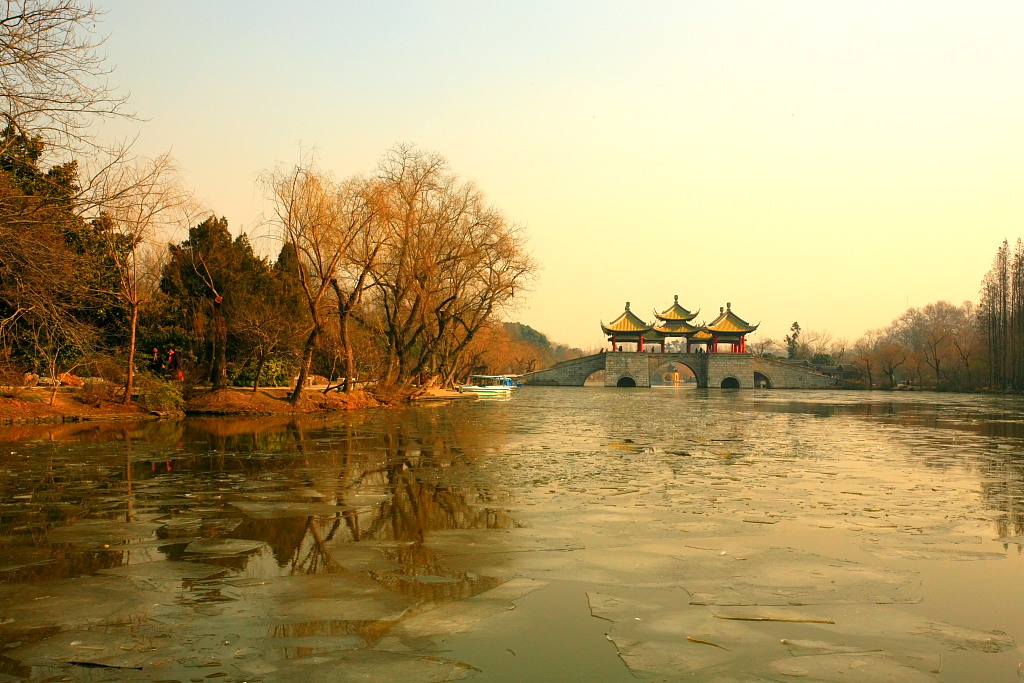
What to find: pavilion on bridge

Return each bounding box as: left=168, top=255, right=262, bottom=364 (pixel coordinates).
left=600, top=297, right=759, bottom=353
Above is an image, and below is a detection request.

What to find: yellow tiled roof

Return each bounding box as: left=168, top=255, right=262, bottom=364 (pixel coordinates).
left=652, top=319, right=700, bottom=335
left=600, top=302, right=652, bottom=335
left=655, top=295, right=698, bottom=323
left=689, top=328, right=713, bottom=341
left=706, top=303, right=759, bottom=334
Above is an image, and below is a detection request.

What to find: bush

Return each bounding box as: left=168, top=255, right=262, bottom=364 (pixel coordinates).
left=79, top=379, right=116, bottom=407
left=229, top=356, right=295, bottom=388
left=133, top=372, right=184, bottom=412
left=0, top=364, right=30, bottom=398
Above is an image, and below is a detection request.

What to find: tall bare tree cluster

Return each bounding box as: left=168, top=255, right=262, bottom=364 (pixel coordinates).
left=266, top=146, right=534, bottom=401
left=980, top=239, right=1024, bottom=391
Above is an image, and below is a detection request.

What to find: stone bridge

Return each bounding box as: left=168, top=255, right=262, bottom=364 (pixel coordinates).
left=521, top=352, right=837, bottom=389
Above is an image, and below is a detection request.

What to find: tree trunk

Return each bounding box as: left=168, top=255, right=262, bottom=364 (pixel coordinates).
left=212, top=298, right=228, bottom=390
left=123, top=303, right=139, bottom=405
left=252, top=353, right=266, bottom=392
left=290, top=325, right=320, bottom=404
left=332, top=286, right=355, bottom=393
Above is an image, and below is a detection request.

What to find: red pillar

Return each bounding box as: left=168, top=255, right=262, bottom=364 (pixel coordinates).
left=639, top=335, right=645, bottom=352
left=612, top=334, right=617, bottom=352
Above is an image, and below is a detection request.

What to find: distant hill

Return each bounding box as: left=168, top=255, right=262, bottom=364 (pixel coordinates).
left=503, top=322, right=588, bottom=366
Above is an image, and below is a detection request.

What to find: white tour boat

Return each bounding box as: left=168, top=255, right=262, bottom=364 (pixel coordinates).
left=459, top=375, right=518, bottom=397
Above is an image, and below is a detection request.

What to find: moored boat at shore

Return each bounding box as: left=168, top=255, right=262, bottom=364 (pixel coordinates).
left=459, top=375, right=517, bottom=397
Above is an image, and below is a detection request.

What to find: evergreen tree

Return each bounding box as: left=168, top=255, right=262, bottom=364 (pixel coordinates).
left=785, top=322, right=801, bottom=360
left=160, top=216, right=271, bottom=389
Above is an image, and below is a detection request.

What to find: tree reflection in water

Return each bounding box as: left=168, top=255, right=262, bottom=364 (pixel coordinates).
left=0, top=412, right=516, bottom=593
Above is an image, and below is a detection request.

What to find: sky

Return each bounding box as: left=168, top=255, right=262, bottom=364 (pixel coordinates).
left=93, top=1, right=1024, bottom=350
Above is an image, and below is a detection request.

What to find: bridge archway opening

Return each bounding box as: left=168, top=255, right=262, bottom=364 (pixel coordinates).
left=651, top=361, right=697, bottom=387
left=616, top=376, right=638, bottom=388
left=754, top=372, right=772, bottom=389
left=720, top=376, right=741, bottom=389
left=582, top=369, right=606, bottom=386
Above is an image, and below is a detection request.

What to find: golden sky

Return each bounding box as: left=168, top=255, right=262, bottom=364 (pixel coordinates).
left=99, top=1, right=1024, bottom=347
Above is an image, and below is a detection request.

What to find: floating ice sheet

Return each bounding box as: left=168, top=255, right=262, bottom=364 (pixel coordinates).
left=184, top=538, right=267, bottom=556
left=679, top=546, right=921, bottom=606
left=767, top=651, right=940, bottom=682
left=46, top=520, right=162, bottom=546
left=230, top=500, right=351, bottom=518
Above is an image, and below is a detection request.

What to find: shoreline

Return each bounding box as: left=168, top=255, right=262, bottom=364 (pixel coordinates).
left=0, top=384, right=475, bottom=426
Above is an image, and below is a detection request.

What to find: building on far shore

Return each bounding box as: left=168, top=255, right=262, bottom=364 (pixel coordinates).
left=601, top=297, right=758, bottom=354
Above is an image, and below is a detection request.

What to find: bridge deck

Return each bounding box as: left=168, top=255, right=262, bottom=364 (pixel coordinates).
left=521, top=352, right=835, bottom=389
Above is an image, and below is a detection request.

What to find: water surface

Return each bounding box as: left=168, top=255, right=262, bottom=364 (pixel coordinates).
left=0, top=388, right=1022, bottom=681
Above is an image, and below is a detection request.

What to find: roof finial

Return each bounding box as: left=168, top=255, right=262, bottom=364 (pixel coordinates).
left=727, top=302, right=731, bottom=310
left=625, top=301, right=630, bottom=311
left=720, top=306, right=724, bottom=313
left=674, top=294, right=678, bottom=303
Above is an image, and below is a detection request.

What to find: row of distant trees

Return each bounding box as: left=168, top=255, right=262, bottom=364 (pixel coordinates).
left=847, top=300, right=979, bottom=391
left=746, top=242, right=1021, bottom=392
left=0, top=1, right=535, bottom=404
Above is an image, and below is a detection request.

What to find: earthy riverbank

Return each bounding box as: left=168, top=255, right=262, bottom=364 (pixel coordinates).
left=183, top=386, right=385, bottom=415
left=0, top=384, right=471, bottom=425
left=0, top=387, right=150, bottom=424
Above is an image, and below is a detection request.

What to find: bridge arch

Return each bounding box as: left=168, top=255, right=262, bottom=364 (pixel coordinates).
left=616, top=376, right=638, bottom=387
left=650, top=360, right=697, bottom=386
left=754, top=371, right=772, bottom=388
left=720, top=376, right=741, bottom=389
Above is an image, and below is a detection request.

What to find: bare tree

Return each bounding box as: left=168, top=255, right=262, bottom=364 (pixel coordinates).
left=265, top=161, right=376, bottom=403
left=24, top=303, right=93, bottom=404
left=233, top=293, right=298, bottom=391
left=0, top=0, right=132, bottom=158
left=368, top=145, right=534, bottom=389
left=90, top=154, right=192, bottom=403
left=329, top=178, right=382, bottom=393
left=877, top=339, right=906, bottom=388
left=851, top=330, right=881, bottom=390
left=747, top=335, right=779, bottom=357
left=951, top=301, right=980, bottom=391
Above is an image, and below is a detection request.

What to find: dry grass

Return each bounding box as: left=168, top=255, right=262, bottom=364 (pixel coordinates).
left=183, top=386, right=384, bottom=415
left=0, top=385, right=387, bottom=425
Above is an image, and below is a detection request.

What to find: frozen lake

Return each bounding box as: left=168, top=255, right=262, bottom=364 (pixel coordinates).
left=0, top=387, right=1022, bottom=681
